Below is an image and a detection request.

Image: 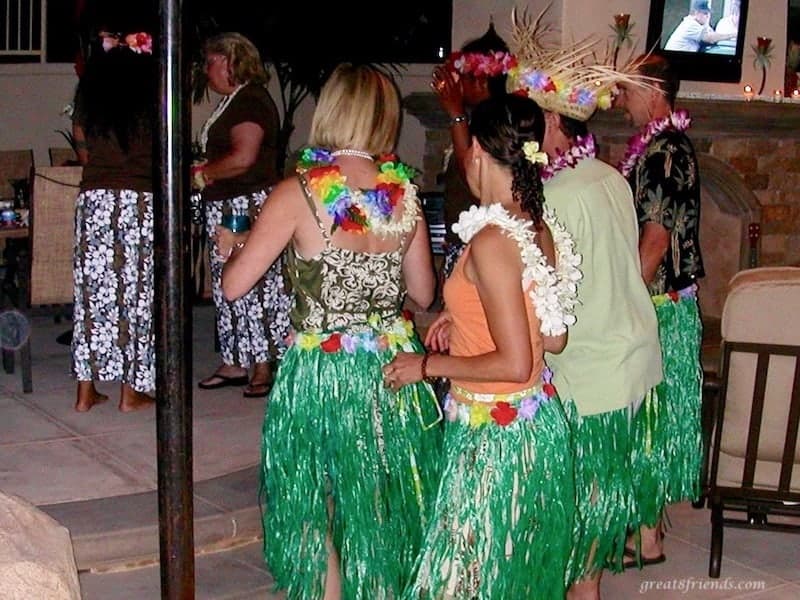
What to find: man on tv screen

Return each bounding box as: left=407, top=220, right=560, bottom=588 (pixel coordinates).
left=664, top=0, right=736, bottom=53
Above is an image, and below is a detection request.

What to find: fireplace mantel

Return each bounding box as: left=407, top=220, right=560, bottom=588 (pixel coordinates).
left=404, top=92, right=800, bottom=139
left=404, top=91, right=800, bottom=268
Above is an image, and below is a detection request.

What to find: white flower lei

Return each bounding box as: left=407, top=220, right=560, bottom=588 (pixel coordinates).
left=452, top=204, right=582, bottom=336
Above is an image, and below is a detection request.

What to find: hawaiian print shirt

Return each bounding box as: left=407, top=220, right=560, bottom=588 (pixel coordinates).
left=628, top=129, right=705, bottom=295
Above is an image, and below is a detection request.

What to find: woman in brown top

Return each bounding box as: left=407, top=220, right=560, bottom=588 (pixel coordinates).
left=194, top=33, right=291, bottom=397
left=71, top=29, right=157, bottom=412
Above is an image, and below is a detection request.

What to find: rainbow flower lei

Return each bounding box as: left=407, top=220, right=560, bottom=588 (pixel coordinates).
left=617, top=110, right=692, bottom=178
left=446, top=51, right=517, bottom=77
left=289, top=313, right=416, bottom=354
left=297, top=148, right=420, bottom=236
left=540, top=135, right=597, bottom=183
left=444, top=368, right=557, bottom=427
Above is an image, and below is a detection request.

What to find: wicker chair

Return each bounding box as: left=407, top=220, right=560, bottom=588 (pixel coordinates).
left=0, top=149, right=34, bottom=199
left=706, top=266, right=800, bottom=577
left=7, top=166, right=82, bottom=393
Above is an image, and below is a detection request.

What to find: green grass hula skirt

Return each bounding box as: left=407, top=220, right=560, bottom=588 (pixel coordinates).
left=403, top=376, right=574, bottom=599
left=261, top=318, right=443, bottom=600
left=564, top=402, right=636, bottom=583
left=632, top=286, right=703, bottom=527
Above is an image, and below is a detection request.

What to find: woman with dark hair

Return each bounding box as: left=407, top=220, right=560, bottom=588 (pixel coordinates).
left=71, top=30, right=157, bottom=412
left=194, top=32, right=290, bottom=398
left=387, top=94, right=581, bottom=598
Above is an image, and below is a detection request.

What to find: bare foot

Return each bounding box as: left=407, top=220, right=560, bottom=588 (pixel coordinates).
left=120, top=384, right=156, bottom=413
left=75, top=381, right=109, bottom=412
left=638, top=523, right=664, bottom=559
left=567, top=573, right=601, bottom=600
left=244, top=361, right=273, bottom=397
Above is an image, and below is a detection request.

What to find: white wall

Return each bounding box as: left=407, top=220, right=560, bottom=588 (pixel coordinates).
left=0, top=64, right=80, bottom=169
left=1, top=0, right=791, bottom=182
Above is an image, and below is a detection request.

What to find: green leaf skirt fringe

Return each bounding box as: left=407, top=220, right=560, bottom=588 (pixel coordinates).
left=631, top=288, right=703, bottom=528
left=564, top=402, right=638, bottom=584
left=402, top=392, right=574, bottom=599
left=260, top=332, right=443, bottom=599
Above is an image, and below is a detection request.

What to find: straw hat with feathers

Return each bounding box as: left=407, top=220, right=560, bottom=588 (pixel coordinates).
left=506, top=6, right=659, bottom=122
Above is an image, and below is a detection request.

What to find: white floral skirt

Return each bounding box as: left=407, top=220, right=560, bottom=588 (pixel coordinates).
left=205, top=190, right=291, bottom=366
left=72, top=188, right=155, bottom=392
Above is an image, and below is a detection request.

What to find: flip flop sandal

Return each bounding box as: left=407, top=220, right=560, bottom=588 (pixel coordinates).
left=197, top=373, right=249, bottom=389
left=623, top=546, right=667, bottom=569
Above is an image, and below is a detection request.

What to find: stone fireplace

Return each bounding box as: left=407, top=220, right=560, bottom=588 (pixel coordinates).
left=404, top=94, right=800, bottom=330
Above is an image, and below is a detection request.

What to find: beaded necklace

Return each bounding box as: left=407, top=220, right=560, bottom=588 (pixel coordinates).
left=296, top=147, right=419, bottom=236
left=198, top=84, right=245, bottom=155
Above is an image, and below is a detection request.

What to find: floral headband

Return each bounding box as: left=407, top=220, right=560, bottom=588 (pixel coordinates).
left=101, top=32, right=153, bottom=55
left=446, top=51, right=517, bottom=77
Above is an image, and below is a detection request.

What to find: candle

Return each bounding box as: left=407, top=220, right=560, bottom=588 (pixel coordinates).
left=792, top=89, right=800, bottom=101
left=773, top=89, right=783, bottom=103
left=743, top=84, right=755, bottom=102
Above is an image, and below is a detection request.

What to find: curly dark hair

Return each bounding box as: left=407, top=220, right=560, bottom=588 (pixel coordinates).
left=77, top=45, right=157, bottom=154
left=468, top=94, right=547, bottom=227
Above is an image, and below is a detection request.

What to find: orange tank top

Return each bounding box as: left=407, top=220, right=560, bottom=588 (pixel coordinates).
left=442, top=244, right=545, bottom=395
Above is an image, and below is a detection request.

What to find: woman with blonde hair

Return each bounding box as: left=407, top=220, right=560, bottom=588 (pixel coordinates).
left=194, top=32, right=290, bottom=398
left=220, top=63, right=442, bottom=599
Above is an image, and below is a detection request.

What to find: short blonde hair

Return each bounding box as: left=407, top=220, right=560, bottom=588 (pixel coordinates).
left=309, top=64, right=400, bottom=156
left=204, top=32, right=268, bottom=87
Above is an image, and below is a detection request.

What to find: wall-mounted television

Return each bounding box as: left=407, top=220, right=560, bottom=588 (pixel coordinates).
left=646, top=0, right=749, bottom=82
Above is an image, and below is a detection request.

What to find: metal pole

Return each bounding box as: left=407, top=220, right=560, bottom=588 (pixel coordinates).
left=155, top=0, right=195, bottom=597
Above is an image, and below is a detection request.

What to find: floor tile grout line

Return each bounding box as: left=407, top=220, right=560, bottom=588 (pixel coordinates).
left=665, top=530, right=796, bottom=584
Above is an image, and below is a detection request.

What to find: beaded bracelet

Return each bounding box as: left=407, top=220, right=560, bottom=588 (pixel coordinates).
left=421, top=352, right=434, bottom=382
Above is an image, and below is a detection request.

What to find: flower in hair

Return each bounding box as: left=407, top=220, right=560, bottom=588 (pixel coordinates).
left=125, top=32, right=153, bottom=54
left=522, top=141, right=548, bottom=166
left=103, top=32, right=153, bottom=55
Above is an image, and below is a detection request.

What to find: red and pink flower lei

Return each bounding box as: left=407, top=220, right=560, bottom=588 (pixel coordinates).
left=617, top=110, right=692, bottom=178
left=446, top=51, right=517, bottom=77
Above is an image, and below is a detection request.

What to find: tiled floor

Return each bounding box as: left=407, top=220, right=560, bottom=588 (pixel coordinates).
left=75, top=501, right=800, bottom=599
left=0, top=305, right=264, bottom=506
left=2, top=305, right=798, bottom=598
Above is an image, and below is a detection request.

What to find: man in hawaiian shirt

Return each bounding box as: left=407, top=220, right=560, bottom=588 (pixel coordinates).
left=615, top=51, right=706, bottom=572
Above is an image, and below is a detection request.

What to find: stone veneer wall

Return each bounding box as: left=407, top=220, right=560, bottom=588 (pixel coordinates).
left=405, top=94, right=800, bottom=267
left=596, top=134, right=800, bottom=268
